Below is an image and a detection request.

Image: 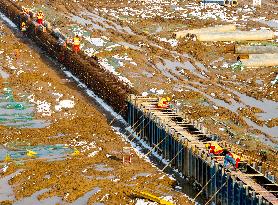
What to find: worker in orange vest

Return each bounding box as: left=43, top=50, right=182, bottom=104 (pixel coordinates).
left=72, top=35, right=81, bottom=53
left=22, top=7, right=30, bottom=15
left=21, top=22, right=27, bottom=32
left=36, top=10, right=44, bottom=25
left=157, top=97, right=170, bottom=108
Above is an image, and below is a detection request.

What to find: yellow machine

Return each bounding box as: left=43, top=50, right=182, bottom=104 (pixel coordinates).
left=133, top=190, right=175, bottom=205
left=71, top=148, right=80, bottom=156
left=26, top=149, right=37, bottom=157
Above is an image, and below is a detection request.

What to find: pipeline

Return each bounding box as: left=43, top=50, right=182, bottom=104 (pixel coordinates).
left=0, top=0, right=137, bottom=119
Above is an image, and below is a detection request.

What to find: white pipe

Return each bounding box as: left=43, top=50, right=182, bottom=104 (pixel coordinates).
left=241, top=54, right=278, bottom=67
left=196, top=30, right=275, bottom=42
left=173, top=24, right=236, bottom=39
left=235, top=45, right=278, bottom=54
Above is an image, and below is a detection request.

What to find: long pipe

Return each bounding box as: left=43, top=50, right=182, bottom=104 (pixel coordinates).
left=235, top=45, right=278, bottom=54
left=196, top=30, right=275, bottom=42
left=241, top=53, right=278, bottom=67
left=173, top=24, right=236, bottom=39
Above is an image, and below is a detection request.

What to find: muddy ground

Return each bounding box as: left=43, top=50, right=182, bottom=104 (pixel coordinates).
left=0, top=20, right=193, bottom=204
left=12, top=0, right=278, bottom=176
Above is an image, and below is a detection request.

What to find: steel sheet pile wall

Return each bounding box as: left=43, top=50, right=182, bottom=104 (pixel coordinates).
left=0, top=0, right=136, bottom=118
left=128, top=96, right=277, bottom=205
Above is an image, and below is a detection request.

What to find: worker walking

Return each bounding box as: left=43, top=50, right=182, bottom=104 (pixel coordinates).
left=72, top=35, right=81, bottom=53
left=36, top=10, right=44, bottom=25
left=157, top=97, right=170, bottom=108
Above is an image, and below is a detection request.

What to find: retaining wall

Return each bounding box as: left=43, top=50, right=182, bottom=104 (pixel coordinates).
left=0, top=0, right=136, bottom=119
left=128, top=95, right=278, bottom=205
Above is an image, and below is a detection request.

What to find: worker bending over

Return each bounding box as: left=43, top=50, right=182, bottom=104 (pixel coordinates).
left=22, top=7, right=30, bottom=16
left=72, top=35, right=81, bottom=53
left=21, top=22, right=27, bottom=32
left=36, top=10, right=44, bottom=25
left=157, top=97, right=170, bottom=108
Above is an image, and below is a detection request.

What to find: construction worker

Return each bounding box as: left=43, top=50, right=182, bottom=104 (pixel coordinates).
left=21, top=22, right=27, bottom=32
left=206, top=142, right=224, bottom=156
left=36, top=10, right=44, bottom=25
left=21, top=7, right=30, bottom=15
left=72, top=35, right=81, bottom=53
left=157, top=97, right=170, bottom=108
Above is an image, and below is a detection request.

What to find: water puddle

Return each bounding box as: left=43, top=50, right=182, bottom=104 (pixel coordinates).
left=0, top=87, right=50, bottom=128
left=79, top=10, right=134, bottom=35
left=187, top=85, right=243, bottom=112
left=96, top=175, right=115, bottom=180
left=13, top=189, right=63, bottom=205
left=71, top=187, right=101, bottom=205
left=118, top=42, right=142, bottom=51
left=156, top=58, right=205, bottom=80
left=0, top=170, right=22, bottom=201
left=94, top=164, right=113, bottom=172
left=257, top=19, right=278, bottom=29
left=249, top=134, right=278, bottom=150
left=79, top=10, right=114, bottom=30
left=155, top=61, right=178, bottom=81
left=224, top=87, right=278, bottom=121
left=142, top=71, right=154, bottom=78
left=186, top=85, right=277, bottom=141
left=132, top=172, right=151, bottom=180
left=244, top=118, right=278, bottom=144
left=0, top=144, right=72, bottom=161
left=0, top=67, right=9, bottom=79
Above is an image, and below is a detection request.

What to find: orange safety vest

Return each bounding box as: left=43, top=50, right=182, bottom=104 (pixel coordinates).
left=73, top=37, right=80, bottom=46
left=23, top=8, right=29, bottom=14
left=37, top=12, right=44, bottom=20
left=21, top=22, right=27, bottom=31
left=208, top=142, right=223, bottom=155
left=157, top=98, right=169, bottom=108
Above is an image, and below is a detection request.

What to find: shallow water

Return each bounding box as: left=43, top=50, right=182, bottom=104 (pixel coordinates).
left=71, top=187, right=101, bottom=205
left=132, top=172, right=151, bottom=179
left=0, top=144, right=72, bottom=161
left=13, top=189, right=63, bottom=205
left=0, top=88, right=50, bottom=128
left=0, top=170, right=22, bottom=201
left=0, top=67, right=9, bottom=79
left=95, top=163, right=113, bottom=172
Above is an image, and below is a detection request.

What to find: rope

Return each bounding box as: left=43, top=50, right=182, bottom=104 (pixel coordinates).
left=162, top=148, right=183, bottom=171
left=122, top=115, right=144, bottom=136
left=108, top=106, right=126, bottom=126
left=130, top=120, right=151, bottom=143
left=193, top=171, right=217, bottom=200
left=146, top=135, right=167, bottom=156
left=125, top=118, right=146, bottom=140
left=204, top=181, right=227, bottom=205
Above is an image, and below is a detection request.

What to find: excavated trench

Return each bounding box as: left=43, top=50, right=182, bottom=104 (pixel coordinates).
left=0, top=0, right=137, bottom=119
left=0, top=1, right=204, bottom=203
left=1, top=1, right=278, bottom=204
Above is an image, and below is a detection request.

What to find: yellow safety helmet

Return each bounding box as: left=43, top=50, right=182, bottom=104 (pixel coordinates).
left=166, top=97, right=171, bottom=102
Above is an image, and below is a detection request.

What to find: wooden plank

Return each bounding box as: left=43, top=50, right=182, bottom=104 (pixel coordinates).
left=231, top=171, right=278, bottom=204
